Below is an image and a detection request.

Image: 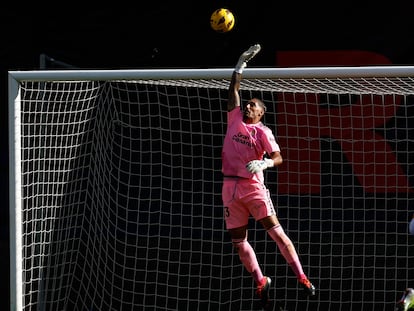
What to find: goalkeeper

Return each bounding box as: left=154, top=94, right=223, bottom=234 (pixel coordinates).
left=221, top=44, right=316, bottom=308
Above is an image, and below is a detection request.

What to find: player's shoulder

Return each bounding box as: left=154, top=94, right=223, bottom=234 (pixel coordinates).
left=256, top=123, right=275, bottom=139
left=257, top=122, right=272, bottom=132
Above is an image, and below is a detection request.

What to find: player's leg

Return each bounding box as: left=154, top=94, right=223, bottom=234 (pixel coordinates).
left=228, top=226, right=265, bottom=286
left=223, top=180, right=265, bottom=285
left=222, top=180, right=270, bottom=308
left=261, top=215, right=304, bottom=277
left=224, top=180, right=269, bottom=286
left=246, top=182, right=316, bottom=297
left=228, top=226, right=271, bottom=308
left=260, top=215, right=316, bottom=296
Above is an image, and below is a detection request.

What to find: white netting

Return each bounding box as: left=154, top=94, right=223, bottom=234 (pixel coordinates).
left=9, top=69, right=414, bottom=311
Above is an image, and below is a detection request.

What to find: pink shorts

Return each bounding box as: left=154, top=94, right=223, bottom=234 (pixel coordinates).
left=222, top=178, right=276, bottom=229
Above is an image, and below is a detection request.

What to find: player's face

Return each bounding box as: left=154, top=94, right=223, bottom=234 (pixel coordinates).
left=243, top=99, right=264, bottom=124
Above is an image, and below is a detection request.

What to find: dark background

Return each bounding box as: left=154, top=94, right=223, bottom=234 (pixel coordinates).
left=1, top=2, right=414, bottom=310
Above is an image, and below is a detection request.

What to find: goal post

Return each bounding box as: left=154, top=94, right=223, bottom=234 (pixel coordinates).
left=9, top=74, right=23, bottom=311
left=8, top=67, right=414, bottom=311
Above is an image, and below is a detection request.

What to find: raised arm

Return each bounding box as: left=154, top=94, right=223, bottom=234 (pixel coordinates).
left=227, top=44, right=261, bottom=112
left=227, top=72, right=241, bottom=112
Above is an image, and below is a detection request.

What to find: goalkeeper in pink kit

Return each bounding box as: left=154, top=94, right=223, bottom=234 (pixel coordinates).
left=221, top=44, right=316, bottom=308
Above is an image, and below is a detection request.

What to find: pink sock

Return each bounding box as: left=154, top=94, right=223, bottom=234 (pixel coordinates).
left=267, top=224, right=305, bottom=280
left=233, top=238, right=264, bottom=285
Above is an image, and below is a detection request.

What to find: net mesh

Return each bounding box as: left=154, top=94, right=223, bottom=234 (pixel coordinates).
left=13, top=75, right=414, bottom=311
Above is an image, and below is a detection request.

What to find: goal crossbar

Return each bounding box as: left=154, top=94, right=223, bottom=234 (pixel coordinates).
left=8, top=66, right=414, bottom=311
left=9, top=66, right=414, bottom=82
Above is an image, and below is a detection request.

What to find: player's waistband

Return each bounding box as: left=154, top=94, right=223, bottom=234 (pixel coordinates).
left=223, top=175, right=249, bottom=180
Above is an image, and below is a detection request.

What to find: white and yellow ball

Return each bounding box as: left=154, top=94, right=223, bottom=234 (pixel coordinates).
left=210, top=8, right=235, bottom=33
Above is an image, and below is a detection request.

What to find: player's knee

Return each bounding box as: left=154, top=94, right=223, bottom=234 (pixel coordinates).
left=232, top=238, right=256, bottom=272
left=267, top=223, right=282, bottom=233
left=232, top=237, right=247, bottom=252
left=267, top=224, right=290, bottom=244
left=268, top=225, right=294, bottom=252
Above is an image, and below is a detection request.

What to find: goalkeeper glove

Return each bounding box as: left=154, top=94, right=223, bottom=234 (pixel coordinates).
left=246, top=158, right=274, bottom=174
left=234, top=44, right=261, bottom=74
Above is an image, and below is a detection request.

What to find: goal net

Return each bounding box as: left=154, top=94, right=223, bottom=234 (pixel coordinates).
left=8, top=67, right=414, bottom=311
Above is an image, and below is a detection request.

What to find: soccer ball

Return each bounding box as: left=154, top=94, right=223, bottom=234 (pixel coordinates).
left=210, top=8, right=235, bottom=33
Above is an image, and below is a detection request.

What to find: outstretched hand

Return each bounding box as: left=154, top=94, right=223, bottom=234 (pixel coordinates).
left=235, top=44, right=261, bottom=74
left=241, top=44, right=261, bottom=63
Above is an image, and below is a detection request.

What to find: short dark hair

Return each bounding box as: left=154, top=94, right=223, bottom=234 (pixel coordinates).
left=253, top=98, right=266, bottom=112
